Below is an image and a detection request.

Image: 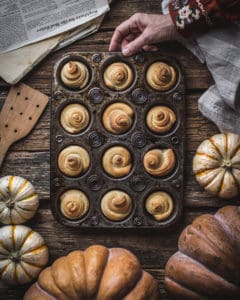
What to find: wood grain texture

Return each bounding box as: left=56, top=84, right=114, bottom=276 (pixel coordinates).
left=0, top=83, right=48, bottom=167
left=0, top=1, right=236, bottom=299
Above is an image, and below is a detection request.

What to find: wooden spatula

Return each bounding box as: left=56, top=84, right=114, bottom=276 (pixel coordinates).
left=0, top=83, right=49, bottom=168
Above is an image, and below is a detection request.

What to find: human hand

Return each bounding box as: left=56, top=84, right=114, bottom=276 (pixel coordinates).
left=109, top=13, right=179, bottom=56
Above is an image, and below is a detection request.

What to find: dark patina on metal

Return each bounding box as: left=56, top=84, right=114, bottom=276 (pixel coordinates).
left=50, top=52, right=185, bottom=230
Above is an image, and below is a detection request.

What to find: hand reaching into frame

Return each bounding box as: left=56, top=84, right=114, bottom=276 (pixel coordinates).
left=109, top=13, right=180, bottom=56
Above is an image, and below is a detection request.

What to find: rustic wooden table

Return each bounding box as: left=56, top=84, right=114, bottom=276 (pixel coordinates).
left=0, top=1, right=238, bottom=299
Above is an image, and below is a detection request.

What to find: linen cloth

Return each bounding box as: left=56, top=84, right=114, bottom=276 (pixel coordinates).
left=162, top=0, right=240, bottom=134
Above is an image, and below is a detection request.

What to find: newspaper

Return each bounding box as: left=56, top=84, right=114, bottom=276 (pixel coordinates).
left=0, top=0, right=109, bottom=54
left=0, top=14, right=104, bottom=84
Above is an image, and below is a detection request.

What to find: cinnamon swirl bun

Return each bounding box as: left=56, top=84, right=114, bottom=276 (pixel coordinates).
left=146, top=106, right=176, bottom=133
left=103, top=62, right=134, bottom=91
left=145, top=191, right=174, bottom=221
left=102, top=102, right=134, bottom=134
left=101, top=190, right=132, bottom=221
left=146, top=62, right=176, bottom=91
left=60, top=104, right=89, bottom=134
left=102, top=146, right=132, bottom=177
left=60, top=189, right=89, bottom=220
left=143, top=149, right=176, bottom=177
left=61, top=61, right=89, bottom=89
left=58, top=145, right=90, bottom=177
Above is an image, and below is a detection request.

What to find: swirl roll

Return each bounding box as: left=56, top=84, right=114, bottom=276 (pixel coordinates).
left=143, top=149, right=176, bottom=177
left=102, top=146, right=132, bottom=177
left=145, top=191, right=174, bottom=221
left=60, top=104, right=89, bottom=133
left=60, top=61, right=89, bottom=89
left=103, top=62, right=134, bottom=91
left=60, top=189, right=89, bottom=220
left=146, top=62, right=177, bottom=91
left=103, top=102, right=134, bottom=134
left=58, top=145, right=90, bottom=177
left=146, top=106, right=176, bottom=134
left=101, top=190, right=132, bottom=221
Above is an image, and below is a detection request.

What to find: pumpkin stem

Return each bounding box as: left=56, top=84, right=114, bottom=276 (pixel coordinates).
left=7, top=198, right=15, bottom=209
left=221, top=159, right=232, bottom=169
left=10, top=252, right=20, bottom=264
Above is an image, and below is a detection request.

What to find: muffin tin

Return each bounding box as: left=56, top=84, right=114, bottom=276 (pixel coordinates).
left=50, top=52, right=185, bottom=230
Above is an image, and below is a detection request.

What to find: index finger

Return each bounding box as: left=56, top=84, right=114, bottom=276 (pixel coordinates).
left=109, top=17, right=135, bottom=51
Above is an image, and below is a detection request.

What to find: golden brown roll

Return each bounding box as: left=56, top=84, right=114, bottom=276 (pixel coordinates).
left=24, top=245, right=161, bottom=300
left=102, top=146, right=132, bottom=177
left=58, top=145, right=90, bottom=177
left=60, top=61, right=89, bottom=89
left=145, top=191, right=174, bottom=221
left=143, top=149, right=176, bottom=177
left=102, top=102, right=134, bottom=134
left=60, top=104, right=89, bottom=133
left=101, top=190, right=132, bottom=221
left=60, top=189, right=89, bottom=219
left=146, top=106, right=176, bottom=134
left=103, top=62, right=134, bottom=91
left=146, top=62, right=177, bottom=91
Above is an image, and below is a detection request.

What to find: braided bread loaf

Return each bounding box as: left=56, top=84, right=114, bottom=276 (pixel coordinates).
left=24, top=245, right=161, bottom=300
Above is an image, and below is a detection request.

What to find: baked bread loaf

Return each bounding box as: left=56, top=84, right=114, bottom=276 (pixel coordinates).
left=146, top=62, right=177, bottom=91
left=60, top=104, right=89, bottom=134
left=101, top=190, right=132, bottom=221
left=143, top=149, right=176, bottom=177
left=146, top=106, right=176, bottom=134
left=165, top=206, right=240, bottom=300
left=102, top=146, right=132, bottom=177
left=24, top=245, right=161, bottom=300
left=102, top=102, right=134, bottom=134
left=61, top=61, right=89, bottom=89
left=58, top=145, right=90, bottom=177
left=103, top=62, right=134, bottom=91
left=145, top=191, right=174, bottom=221
left=60, top=189, right=89, bottom=220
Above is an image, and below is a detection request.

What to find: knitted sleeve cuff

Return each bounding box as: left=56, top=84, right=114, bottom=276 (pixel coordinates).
left=169, top=0, right=216, bottom=38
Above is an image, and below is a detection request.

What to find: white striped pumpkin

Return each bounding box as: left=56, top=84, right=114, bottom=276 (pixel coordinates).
left=0, top=225, right=48, bottom=285
left=0, top=176, right=39, bottom=224
left=193, top=133, right=240, bottom=199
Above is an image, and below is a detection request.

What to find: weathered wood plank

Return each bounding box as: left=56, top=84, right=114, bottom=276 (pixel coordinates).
left=1, top=93, right=216, bottom=152
left=2, top=91, right=232, bottom=209
left=0, top=41, right=213, bottom=92
left=1, top=270, right=169, bottom=300
left=0, top=2, right=236, bottom=300
left=0, top=210, right=215, bottom=300
left=0, top=0, right=213, bottom=91
left=0, top=209, right=212, bottom=270
left=22, top=41, right=214, bottom=93
left=1, top=148, right=239, bottom=210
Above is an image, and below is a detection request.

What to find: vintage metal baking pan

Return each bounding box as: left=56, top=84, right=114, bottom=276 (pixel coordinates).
left=50, top=52, right=185, bottom=230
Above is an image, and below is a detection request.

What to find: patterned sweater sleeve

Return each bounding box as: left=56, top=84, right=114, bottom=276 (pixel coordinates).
left=169, top=0, right=240, bottom=38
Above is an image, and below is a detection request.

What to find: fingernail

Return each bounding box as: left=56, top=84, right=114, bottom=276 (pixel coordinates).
left=122, top=47, right=130, bottom=56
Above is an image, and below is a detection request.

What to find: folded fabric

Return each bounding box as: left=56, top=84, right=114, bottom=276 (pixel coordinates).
left=162, top=0, right=240, bottom=134
left=198, top=85, right=240, bottom=133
